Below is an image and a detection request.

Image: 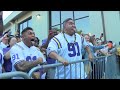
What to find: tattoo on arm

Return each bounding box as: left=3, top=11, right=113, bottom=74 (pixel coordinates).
left=15, top=60, right=41, bottom=72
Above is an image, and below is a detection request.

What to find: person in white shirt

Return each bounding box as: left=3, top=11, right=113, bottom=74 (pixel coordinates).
left=0, top=49, right=4, bottom=73
left=47, top=18, right=93, bottom=79
left=0, top=32, right=9, bottom=50
left=10, top=27, right=46, bottom=79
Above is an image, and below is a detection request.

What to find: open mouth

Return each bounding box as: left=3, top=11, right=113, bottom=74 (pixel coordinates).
left=31, top=39, right=35, bottom=41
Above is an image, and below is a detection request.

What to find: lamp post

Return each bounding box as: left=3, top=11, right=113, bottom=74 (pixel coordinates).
left=101, top=11, right=107, bottom=42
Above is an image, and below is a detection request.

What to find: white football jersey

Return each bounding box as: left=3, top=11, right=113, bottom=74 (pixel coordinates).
left=10, top=41, right=46, bottom=79
left=0, top=42, right=8, bottom=50
left=47, top=33, right=88, bottom=79
left=0, top=50, right=4, bottom=74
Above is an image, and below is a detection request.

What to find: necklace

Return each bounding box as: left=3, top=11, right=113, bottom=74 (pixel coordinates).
left=63, top=32, right=76, bottom=45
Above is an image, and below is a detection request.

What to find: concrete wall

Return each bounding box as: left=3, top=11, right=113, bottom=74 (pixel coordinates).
left=17, top=11, right=32, bottom=24
left=4, top=11, right=49, bottom=44
left=4, top=11, right=22, bottom=25
left=32, top=11, right=49, bottom=44
left=4, top=11, right=32, bottom=35
left=4, top=11, right=120, bottom=46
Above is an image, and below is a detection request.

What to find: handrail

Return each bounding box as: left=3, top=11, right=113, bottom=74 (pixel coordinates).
left=28, top=54, right=113, bottom=78
left=0, top=71, right=30, bottom=79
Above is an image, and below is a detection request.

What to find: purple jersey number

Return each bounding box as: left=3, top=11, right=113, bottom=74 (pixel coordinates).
left=26, top=56, right=37, bottom=61
left=12, top=54, right=20, bottom=61
left=68, top=42, right=80, bottom=57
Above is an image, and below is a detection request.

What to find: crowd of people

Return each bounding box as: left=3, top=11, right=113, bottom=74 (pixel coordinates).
left=0, top=18, right=117, bottom=79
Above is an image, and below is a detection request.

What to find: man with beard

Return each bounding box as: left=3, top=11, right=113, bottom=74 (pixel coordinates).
left=47, top=18, right=93, bottom=79
left=10, top=27, right=45, bottom=79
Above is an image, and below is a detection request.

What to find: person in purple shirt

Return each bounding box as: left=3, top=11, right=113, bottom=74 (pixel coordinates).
left=40, top=29, right=58, bottom=79
left=3, top=35, right=17, bottom=72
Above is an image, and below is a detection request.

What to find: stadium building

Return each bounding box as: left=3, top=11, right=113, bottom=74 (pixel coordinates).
left=3, top=11, right=120, bottom=46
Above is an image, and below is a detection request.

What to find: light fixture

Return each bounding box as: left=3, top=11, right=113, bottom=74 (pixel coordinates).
left=36, top=14, right=41, bottom=18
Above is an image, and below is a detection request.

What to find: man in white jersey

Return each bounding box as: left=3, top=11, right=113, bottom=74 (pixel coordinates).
left=47, top=18, right=93, bottom=79
left=0, top=49, right=3, bottom=73
left=10, top=27, right=46, bottom=79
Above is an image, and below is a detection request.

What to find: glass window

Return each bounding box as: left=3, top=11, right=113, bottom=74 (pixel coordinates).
left=28, top=19, right=32, bottom=27
left=51, top=11, right=89, bottom=32
left=20, top=24, right=22, bottom=31
left=18, top=17, right=32, bottom=35
left=61, top=11, right=73, bottom=23
left=75, top=17, right=90, bottom=34
left=51, top=11, right=60, bottom=26
left=74, top=11, right=89, bottom=19
left=23, top=21, right=27, bottom=30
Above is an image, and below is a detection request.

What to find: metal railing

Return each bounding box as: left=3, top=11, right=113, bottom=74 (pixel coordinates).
left=0, top=54, right=117, bottom=79
left=105, top=55, right=118, bottom=79
left=28, top=54, right=117, bottom=79
left=0, top=71, right=30, bottom=79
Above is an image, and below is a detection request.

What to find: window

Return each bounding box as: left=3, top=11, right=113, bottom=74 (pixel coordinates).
left=23, top=21, right=27, bottom=30
left=74, top=11, right=89, bottom=19
left=51, top=11, right=60, bottom=26
left=50, top=11, right=89, bottom=34
left=18, top=17, right=32, bottom=35
left=75, top=18, right=90, bottom=33
left=61, top=11, right=73, bottom=23
left=28, top=19, right=32, bottom=27
left=20, top=24, right=22, bottom=32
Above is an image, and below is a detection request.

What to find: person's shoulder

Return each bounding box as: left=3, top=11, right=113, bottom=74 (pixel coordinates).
left=31, top=46, right=40, bottom=51
left=54, top=33, right=63, bottom=39
left=36, top=47, right=40, bottom=51
left=51, top=33, right=63, bottom=44
left=75, top=33, right=83, bottom=40
left=75, top=33, right=81, bottom=37
left=12, top=42, right=24, bottom=50
left=32, top=46, right=43, bottom=54
left=3, top=47, right=10, bottom=53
